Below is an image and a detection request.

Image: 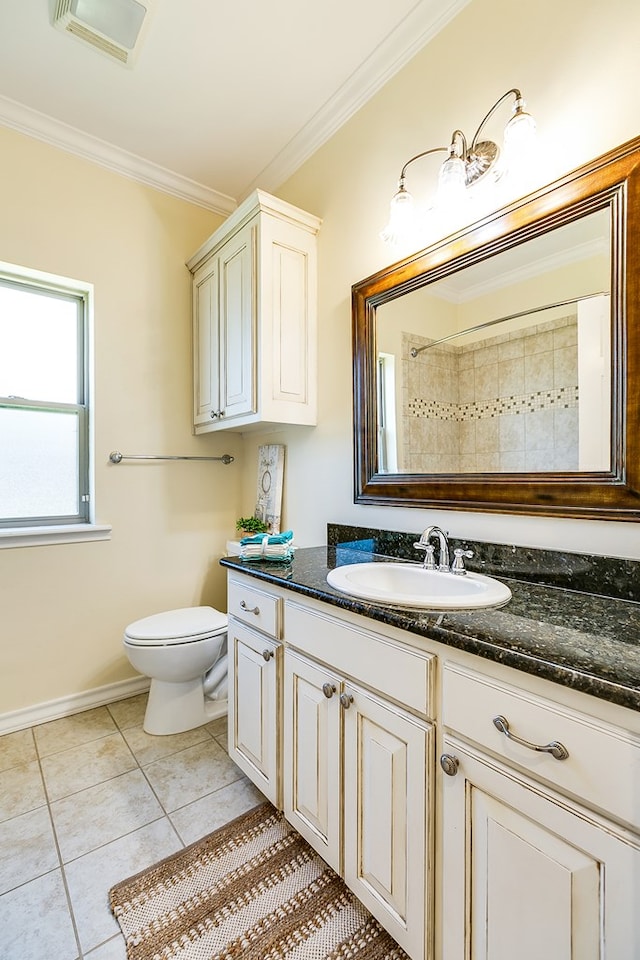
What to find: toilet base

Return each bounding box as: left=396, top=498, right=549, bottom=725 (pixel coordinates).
left=143, top=677, right=227, bottom=735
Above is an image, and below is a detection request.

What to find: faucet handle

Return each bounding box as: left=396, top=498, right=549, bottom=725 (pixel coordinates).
left=451, top=548, right=474, bottom=575
left=413, top=541, right=436, bottom=570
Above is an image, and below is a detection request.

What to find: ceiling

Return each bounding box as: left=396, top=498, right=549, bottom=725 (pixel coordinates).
left=0, top=0, right=468, bottom=214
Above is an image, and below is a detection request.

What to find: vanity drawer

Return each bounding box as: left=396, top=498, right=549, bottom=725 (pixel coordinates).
left=228, top=577, right=282, bottom=639
left=285, top=600, right=434, bottom=718
left=442, top=662, right=640, bottom=831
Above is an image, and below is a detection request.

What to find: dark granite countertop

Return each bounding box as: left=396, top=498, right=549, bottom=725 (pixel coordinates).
left=220, top=542, right=640, bottom=714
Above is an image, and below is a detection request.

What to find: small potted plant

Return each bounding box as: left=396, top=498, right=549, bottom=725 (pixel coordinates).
left=236, top=516, right=269, bottom=537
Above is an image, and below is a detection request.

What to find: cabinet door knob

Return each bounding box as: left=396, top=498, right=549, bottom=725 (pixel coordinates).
left=262, top=648, right=274, bottom=662
left=219, top=409, right=225, bottom=417
left=339, top=692, right=354, bottom=709
left=240, top=601, right=260, bottom=615
left=322, top=682, right=336, bottom=699
left=210, top=410, right=218, bottom=419
left=492, top=715, right=569, bottom=761
left=440, top=753, right=460, bottom=776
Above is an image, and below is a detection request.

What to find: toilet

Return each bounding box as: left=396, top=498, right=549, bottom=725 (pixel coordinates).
left=123, top=606, right=228, bottom=736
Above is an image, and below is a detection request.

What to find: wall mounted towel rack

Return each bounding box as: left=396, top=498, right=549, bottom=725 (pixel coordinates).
left=109, top=451, right=234, bottom=465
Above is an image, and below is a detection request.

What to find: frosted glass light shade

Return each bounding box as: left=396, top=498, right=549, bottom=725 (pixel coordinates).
left=437, top=155, right=467, bottom=204
left=380, top=187, right=416, bottom=245
left=503, top=108, right=537, bottom=170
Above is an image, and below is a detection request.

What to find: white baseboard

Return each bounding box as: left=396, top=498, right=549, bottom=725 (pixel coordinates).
left=0, top=676, right=151, bottom=735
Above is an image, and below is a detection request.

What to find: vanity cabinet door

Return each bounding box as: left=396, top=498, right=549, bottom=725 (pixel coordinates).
left=440, top=736, right=640, bottom=960
left=283, top=650, right=341, bottom=872
left=227, top=618, right=279, bottom=806
left=343, top=683, right=433, bottom=960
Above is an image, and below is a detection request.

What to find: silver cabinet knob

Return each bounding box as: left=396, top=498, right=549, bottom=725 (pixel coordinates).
left=210, top=410, right=217, bottom=419
left=262, top=649, right=274, bottom=662
left=240, top=601, right=260, bottom=615
left=339, top=692, right=354, bottom=709
left=440, top=753, right=460, bottom=776
left=322, top=682, right=336, bottom=699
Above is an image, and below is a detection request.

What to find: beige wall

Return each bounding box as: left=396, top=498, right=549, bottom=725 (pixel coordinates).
left=0, top=126, right=243, bottom=717
left=251, top=0, right=640, bottom=559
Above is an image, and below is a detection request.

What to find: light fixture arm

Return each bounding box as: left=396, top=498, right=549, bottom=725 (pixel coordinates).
left=469, top=87, right=523, bottom=152
left=398, top=145, right=449, bottom=187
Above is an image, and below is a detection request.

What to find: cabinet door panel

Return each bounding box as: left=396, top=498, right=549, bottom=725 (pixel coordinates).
left=441, top=736, right=640, bottom=960
left=343, top=685, right=432, bottom=960
left=228, top=621, right=278, bottom=805
left=219, top=224, right=255, bottom=420
left=192, top=260, right=219, bottom=424
left=283, top=652, right=341, bottom=872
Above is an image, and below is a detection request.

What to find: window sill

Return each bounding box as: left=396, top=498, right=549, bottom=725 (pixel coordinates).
left=0, top=523, right=112, bottom=549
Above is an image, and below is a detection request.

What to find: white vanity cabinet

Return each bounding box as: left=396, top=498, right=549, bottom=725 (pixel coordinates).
left=440, top=662, right=640, bottom=960
left=226, top=577, right=283, bottom=806
left=187, top=190, right=321, bottom=434
left=284, top=647, right=433, bottom=960
left=224, top=568, right=640, bottom=960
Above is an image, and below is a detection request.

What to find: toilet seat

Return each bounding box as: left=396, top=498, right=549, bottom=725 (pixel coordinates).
left=124, top=606, right=227, bottom=646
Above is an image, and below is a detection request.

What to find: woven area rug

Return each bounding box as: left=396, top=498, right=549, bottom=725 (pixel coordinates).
left=109, top=801, right=408, bottom=960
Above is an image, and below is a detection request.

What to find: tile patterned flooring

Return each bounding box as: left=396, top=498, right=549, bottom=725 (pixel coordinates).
left=0, top=695, right=265, bottom=959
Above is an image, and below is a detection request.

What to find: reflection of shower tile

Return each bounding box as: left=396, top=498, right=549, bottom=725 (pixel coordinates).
left=554, top=407, right=579, bottom=449
left=524, top=352, right=554, bottom=393
left=525, top=330, right=554, bottom=354
left=554, top=345, right=578, bottom=387
left=475, top=364, right=499, bottom=401
left=553, top=323, right=578, bottom=349
left=500, top=451, right=526, bottom=471
left=473, top=344, right=499, bottom=367
left=458, top=348, right=474, bottom=370
left=498, top=358, right=525, bottom=396
left=498, top=338, right=525, bottom=361
left=554, top=446, right=579, bottom=471
left=525, top=409, right=554, bottom=452
left=525, top=449, right=551, bottom=471
left=475, top=417, right=499, bottom=454
left=459, top=454, right=477, bottom=472
left=499, top=414, right=525, bottom=452
left=475, top=452, right=501, bottom=471
left=459, top=420, right=476, bottom=454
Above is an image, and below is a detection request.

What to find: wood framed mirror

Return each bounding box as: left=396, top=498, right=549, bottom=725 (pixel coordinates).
left=352, top=136, right=640, bottom=520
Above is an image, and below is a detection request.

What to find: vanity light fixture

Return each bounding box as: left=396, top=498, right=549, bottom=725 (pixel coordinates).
left=381, top=88, right=537, bottom=245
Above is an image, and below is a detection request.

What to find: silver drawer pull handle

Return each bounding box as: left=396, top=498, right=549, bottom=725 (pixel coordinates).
left=240, top=601, right=260, bottom=615
left=262, top=649, right=274, bottom=662
left=339, top=692, right=354, bottom=710
left=322, top=682, right=337, bottom=699
left=493, top=715, right=569, bottom=761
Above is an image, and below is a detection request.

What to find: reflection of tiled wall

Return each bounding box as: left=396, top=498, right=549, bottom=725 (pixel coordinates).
left=402, top=316, right=578, bottom=472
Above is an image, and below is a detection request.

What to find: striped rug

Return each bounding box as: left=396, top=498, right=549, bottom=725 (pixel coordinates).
left=109, top=801, right=408, bottom=960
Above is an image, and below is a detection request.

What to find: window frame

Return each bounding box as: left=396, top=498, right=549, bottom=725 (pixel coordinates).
left=0, top=260, right=110, bottom=546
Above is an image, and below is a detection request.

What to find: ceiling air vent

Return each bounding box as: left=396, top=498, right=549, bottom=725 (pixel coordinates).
left=53, top=0, right=153, bottom=67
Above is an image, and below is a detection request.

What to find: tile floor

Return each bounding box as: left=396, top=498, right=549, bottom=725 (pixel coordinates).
left=0, top=694, right=265, bottom=960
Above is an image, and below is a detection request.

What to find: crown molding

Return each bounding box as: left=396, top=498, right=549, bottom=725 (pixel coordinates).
left=242, top=0, right=472, bottom=197
left=0, top=93, right=237, bottom=216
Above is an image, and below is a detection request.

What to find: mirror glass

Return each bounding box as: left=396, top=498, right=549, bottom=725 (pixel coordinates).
left=352, top=136, right=640, bottom=520
left=375, top=210, right=611, bottom=475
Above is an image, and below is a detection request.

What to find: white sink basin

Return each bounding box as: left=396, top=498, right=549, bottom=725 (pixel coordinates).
left=326, top=562, right=511, bottom=610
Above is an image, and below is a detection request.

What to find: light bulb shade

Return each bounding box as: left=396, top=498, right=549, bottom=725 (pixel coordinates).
left=380, top=187, right=416, bottom=245
left=437, top=155, right=467, bottom=206
left=503, top=108, right=537, bottom=169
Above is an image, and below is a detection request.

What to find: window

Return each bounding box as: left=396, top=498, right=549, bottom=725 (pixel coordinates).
left=0, top=263, right=93, bottom=533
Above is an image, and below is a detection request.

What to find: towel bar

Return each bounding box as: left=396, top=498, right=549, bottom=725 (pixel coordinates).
left=109, top=451, right=234, bottom=465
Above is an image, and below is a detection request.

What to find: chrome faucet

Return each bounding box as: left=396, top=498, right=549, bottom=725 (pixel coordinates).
left=413, top=525, right=450, bottom=572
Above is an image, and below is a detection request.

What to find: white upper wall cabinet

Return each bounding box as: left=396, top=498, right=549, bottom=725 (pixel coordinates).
left=187, top=190, right=321, bottom=434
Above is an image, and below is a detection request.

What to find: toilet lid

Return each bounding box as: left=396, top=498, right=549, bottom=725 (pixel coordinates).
left=124, top=606, right=227, bottom=645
